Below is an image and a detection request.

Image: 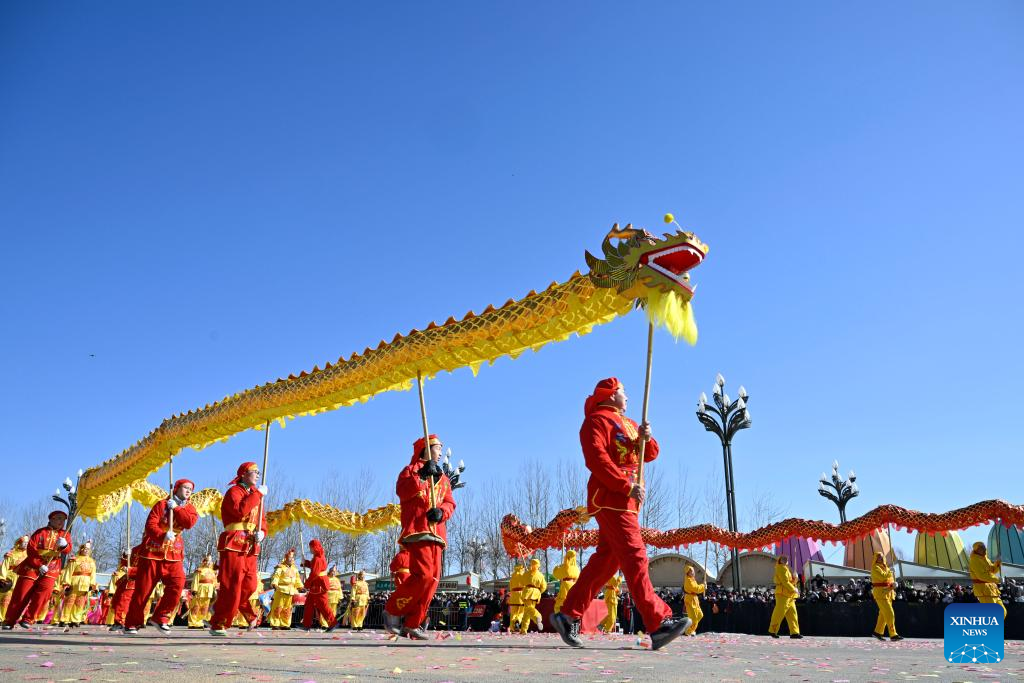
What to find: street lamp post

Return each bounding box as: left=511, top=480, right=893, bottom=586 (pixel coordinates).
left=696, top=374, right=751, bottom=591
left=464, top=537, right=487, bottom=575
left=817, top=461, right=858, bottom=523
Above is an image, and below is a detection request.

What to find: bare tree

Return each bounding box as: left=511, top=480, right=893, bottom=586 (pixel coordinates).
left=640, top=466, right=668, bottom=556
left=742, top=486, right=788, bottom=532
left=701, top=471, right=729, bottom=579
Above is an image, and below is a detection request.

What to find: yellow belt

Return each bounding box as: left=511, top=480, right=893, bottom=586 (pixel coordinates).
left=225, top=522, right=256, bottom=532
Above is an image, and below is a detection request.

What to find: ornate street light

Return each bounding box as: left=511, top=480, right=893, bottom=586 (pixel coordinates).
left=464, top=537, right=487, bottom=574
left=696, top=374, right=751, bottom=591
left=442, top=448, right=467, bottom=490
left=817, top=460, right=858, bottom=523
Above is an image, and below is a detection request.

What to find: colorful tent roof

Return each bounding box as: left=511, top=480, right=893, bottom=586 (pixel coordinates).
left=843, top=529, right=894, bottom=570
left=988, top=524, right=1024, bottom=565
left=775, top=536, right=824, bottom=575
left=914, top=531, right=969, bottom=571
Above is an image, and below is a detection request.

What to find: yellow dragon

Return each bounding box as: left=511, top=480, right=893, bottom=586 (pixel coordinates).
left=76, top=223, right=708, bottom=535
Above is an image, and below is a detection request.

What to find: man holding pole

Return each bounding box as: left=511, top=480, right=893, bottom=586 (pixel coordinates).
left=383, top=434, right=456, bottom=640
left=2, top=510, right=72, bottom=630
left=552, top=378, right=689, bottom=650
left=209, top=462, right=268, bottom=636
left=124, top=479, right=197, bottom=633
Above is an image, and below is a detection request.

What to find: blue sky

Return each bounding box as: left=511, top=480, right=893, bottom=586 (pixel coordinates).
left=1, top=2, right=1021, bottom=562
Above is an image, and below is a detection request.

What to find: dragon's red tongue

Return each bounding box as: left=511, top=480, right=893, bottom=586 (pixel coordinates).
left=643, top=245, right=704, bottom=275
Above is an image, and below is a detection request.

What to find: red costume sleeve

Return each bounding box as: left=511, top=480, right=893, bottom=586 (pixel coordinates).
left=221, top=485, right=265, bottom=528
left=438, top=478, right=456, bottom=521
left=581, top=414, right=634, bottom=495
left=145, top=500, right=170, bottom=537
left=23, top=528, right=48, bottom=571
left=395, top=464, right=422, bottom=502
left=172, top=503, right=198, bottom=530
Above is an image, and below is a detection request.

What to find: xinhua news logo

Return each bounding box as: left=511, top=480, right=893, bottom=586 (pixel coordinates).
left=944, top=603, right=1004, bottom=664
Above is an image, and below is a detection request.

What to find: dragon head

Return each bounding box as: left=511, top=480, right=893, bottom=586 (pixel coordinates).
left=585, top=223, right=707, bottom=300
left=585, top=223, right=708, bottom=343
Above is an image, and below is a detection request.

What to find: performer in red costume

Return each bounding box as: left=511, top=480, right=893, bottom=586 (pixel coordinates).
left=383, top=434, right=456, bottom=640
left=108, top=546, right=142, bottom=631
left=124, top=479, right=198, bottom=633
left=1, top=511, right=72, bottom=630
left=552, top=378, right=690, bottom=650
left=300, top=539, right=337, bottom=632
left=209, top=462, right=268, bottom=636
left=390, top=546, right=411, bottom=588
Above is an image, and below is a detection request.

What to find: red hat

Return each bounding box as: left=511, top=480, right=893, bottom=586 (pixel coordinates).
left=584, top=377, right=622, bottom=416
left=309, top=539, right=324, bottom=555
left=229, top=462, right=259, bottom=485
left=172, top=478, right=195, bottom=492
left=411, top=435, right=442, bottom=463
left=48, top=510, right=68, bottom=520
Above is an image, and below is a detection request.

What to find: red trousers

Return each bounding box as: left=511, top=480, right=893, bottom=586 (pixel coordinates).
left=126, top=557, right=185, bottom=628
left=210, top=551, right=258, bottom=629
left=111, top=577, right=134, bottom=625
left=384, top=541, right=441, bottom=629
left=302, top=591, right=336, bottom=629
left=560, top=508, right=671, bottom=633
left=2, top=573, right=56, bottom=626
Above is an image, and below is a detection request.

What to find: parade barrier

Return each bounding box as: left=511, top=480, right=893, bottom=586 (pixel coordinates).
left=500, top=500, right=1024, bottom=555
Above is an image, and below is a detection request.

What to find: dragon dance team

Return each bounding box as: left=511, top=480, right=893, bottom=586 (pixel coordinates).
left=0, top=377, right=1012, bottom=643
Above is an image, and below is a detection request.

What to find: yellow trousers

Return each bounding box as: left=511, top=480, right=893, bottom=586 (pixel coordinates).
left=59, top=591, right=90, bottom=624
left=268, top=592, right=294, bottom=628
left=769, top=597, right=799, bottom=635
left=518, top=600, right=541, bottom=633
left=873, top=593, right=897, bottom=636
left=509, top=603, right=524, bottom=628
left=188, top=597, right=211, bottom=627
left=553, top=580, right=575, bottom=614
left=977, top=595, right=1007, bottom=619
left=600, top=599, right=618, bottom=632
left=320, top=599, right=340, bottom=627
left=0, top=591, right=13, bottom=622
left=684, top=595, right=703, bottom=635
left=104, top=600, right=116, bottom=625
left=351, top=605, right=367, bottom=628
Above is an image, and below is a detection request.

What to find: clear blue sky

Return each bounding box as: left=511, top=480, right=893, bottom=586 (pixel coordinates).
left=1, top=2, right=1022, bottom=561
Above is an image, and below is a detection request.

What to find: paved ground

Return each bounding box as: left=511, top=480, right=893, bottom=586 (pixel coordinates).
left=0, top=626, right=1021, bottom=682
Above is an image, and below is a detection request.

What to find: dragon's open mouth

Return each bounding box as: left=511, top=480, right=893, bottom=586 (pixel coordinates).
left=640, top=242, right=707, bottom=293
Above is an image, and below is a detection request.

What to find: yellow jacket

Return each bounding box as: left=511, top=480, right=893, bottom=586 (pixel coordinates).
left=508, top=566, right=526, bottom=606
left=521, top=561, right=547, bottom=602
left=271, top=564, right=302, bottom=596
left=1, top=549, right=27, bottom=589
left=351, top=580, right=369, bottom=607
left=552, top=555, right=580, bottom=585
left=773, top=564, right=799, bottom=599
left=969, top=552, right=1001, bottom=597
left=684, top=575, right=706, bottom=599
left=327, top=576, right=343, bottom=603
left=604, top=575, right=622, bottom=604
left=60, top=554, right=96, bottom=593
left=191, top=567, right=218, bottom=599
left=871, top=562, right=895, bottom=600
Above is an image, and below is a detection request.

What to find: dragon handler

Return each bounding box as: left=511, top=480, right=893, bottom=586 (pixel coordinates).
left=552, top=378, right=690, bottom=650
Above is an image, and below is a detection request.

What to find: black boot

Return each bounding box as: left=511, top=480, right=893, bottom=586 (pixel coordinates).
left=872, top=631, right=885, bottom=641
left=551, top=612, right=583, bottom=648
left=651, top=616, right=691, bottom=651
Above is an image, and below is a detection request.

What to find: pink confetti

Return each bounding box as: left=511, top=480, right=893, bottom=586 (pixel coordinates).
left=40, top=662, right=54, bottom=668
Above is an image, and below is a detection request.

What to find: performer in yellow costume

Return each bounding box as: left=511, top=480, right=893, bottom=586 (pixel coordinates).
left=768, top=555, right=801, bottom=638
left=969, top=541, right=1006, bottom=619
left=187, top=555, right=218, bottom=628
left=323, top=568, right=343, bottom=628
left=552, top=550, right=579, bottom=614
left=518, top=558, right=547, bottom=633
left=871, top=551, right=902, bottom=641
left=507, top=564, right=526, bottom=631
left=599, top=574, right=622, bottom=633
left=58, top=542, right=97, bottom=626
left=683, top=566, right=705, bottom=636
left=349, top=571, right=369, bottom=630
left=269, top=549, right=301, bottom=629
left=0, top=536, right=29, bottom=622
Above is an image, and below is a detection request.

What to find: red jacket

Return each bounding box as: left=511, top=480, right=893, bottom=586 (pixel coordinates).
left=218, top=484, right=267, bottom=556
left=581, top=406, right=659, bottom=515
left=16, top=526, right=71, bottom=578
left=389, top=547, right=411, bottom=586
left=396, top=459, right=456, bottom=547
left=302, top=540, right=329, bottom=594
left=140, top=498, right=198, bottom=562
left=118, top=545, right=144, bottom=587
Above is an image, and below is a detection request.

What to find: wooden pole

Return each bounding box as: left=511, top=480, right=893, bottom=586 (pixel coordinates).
left=126, top=500, right=132, bottom=572
left=635, top=323, right=655, bottom=492
left=168, top=456, right=174, bottom=535
left=703, top=540, right=710, bottom=582
left=416, top=371, right=439, bottom=515
left=256, top=420, right=270, bottom=562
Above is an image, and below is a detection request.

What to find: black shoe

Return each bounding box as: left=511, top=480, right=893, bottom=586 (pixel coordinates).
left=123, top=627, right=138, bottom=634
left=157, top=623, right=171, bottom=633
left=551, top=612, right=584, bottom=648
left=18, top=621, right=31, bottom=630
left=651, top=617, right=690, bottom=651
left=383, top=611, right=403, bottom=636
left=890, top=634, right=903, bottom=642
left=769, top=632, right=779, bottom=639
left=325, top=623, right=338, bottom=634
left=108, top=624, right=123, bottom=632
left=790, top=633, right=803, bottom=639
left=1, top=624, right=13, bottom=631
left=401, top=626, right=429, bottom=640
left=872, top=631, right=885, bottom=641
